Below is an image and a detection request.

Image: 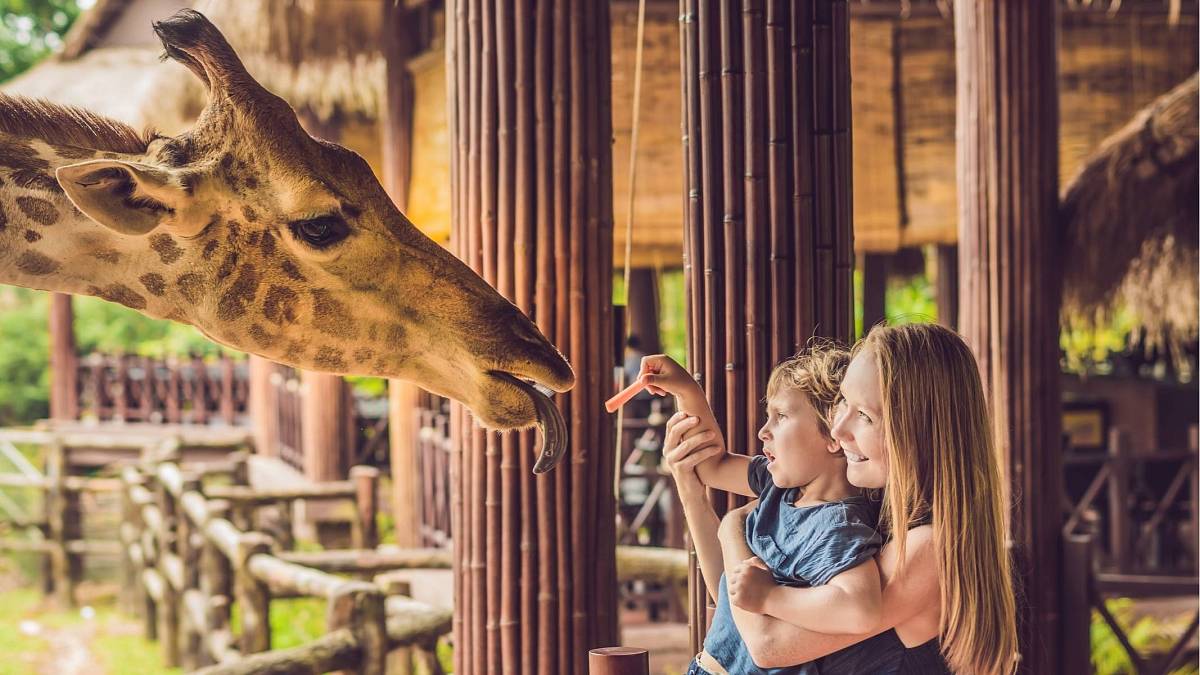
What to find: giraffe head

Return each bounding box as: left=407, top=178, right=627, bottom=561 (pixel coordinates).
left=51, top=10, right=573, bottom=470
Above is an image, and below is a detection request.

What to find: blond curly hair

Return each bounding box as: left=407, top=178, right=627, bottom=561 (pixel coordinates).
left=764, top=339, right=850, bottom=437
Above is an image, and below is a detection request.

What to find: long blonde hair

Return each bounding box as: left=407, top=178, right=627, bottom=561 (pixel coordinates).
left=860, top=323, right=1017, bottom=675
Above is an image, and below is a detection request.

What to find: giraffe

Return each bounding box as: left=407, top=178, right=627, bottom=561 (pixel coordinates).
left=0, top=9, right=573, bottom=472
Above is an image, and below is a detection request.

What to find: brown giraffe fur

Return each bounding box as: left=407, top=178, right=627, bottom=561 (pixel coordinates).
left=0, top=10, right=573, bottom=466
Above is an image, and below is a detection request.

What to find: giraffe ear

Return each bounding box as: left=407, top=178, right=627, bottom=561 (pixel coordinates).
left=56, top=160, right=207, bottom=237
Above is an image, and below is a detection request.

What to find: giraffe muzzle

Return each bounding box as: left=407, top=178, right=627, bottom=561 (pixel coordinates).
left=491, top=372, right=567, bottom=473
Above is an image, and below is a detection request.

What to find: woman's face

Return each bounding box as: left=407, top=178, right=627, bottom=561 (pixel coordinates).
left=831, top=348, right=889, bottom=488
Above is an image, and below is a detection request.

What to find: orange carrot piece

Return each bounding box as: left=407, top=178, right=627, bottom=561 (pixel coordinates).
left=605, top=373, right=650, bottom=413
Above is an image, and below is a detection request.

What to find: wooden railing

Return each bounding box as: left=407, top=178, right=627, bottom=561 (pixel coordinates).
left=119, top=442, right=453, bottom=674
left=0, top=436, right=121, bottom=606
left=76, top=353, right=250, bottom=426
left=1063, top=533, right=1199, bottom=675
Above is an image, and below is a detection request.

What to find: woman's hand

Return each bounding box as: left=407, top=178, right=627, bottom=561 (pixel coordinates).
left=638, top=354, right=703, bottom=400
left=727, top=556, right=776, bottom=613
left=662, top=412, right=722, bottom=498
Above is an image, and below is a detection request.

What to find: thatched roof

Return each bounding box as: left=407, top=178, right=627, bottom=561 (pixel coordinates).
left=1060, top=73, right=1199, bottom=350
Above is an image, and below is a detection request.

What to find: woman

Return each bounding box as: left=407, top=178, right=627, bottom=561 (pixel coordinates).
left=665, top=323, right=1018, bottom=674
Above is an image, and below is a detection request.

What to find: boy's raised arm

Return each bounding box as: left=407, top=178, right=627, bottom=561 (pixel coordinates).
left=639, top=355, right=754, bottom=497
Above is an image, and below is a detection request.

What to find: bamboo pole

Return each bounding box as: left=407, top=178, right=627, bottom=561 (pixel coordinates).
left=447, top=1, right=616, bottom=671
left=956, top=1, right=1063, bottom=671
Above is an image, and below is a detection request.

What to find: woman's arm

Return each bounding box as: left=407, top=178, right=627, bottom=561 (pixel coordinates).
left=729, top=558, right=883, bottom=635
left=661, top=411, right=728, bottom=600
left=718, top=512, right=940, bottom=668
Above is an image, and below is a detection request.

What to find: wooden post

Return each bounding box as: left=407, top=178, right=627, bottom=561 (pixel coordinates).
left=380, top=578, right=414, bottom=675
left=389, top=381, right=422, bottom=548
left=300, top=371, right=353, bottom=482
left=328, top=582, right=387, bottom=675
left=445, top=0, right=618, bottom=671
left=956, top=1, right=1062, bottom=671
left=45, top=437, right=73, bottom=608
left=233, top=532, right=273, bottom=654
left=178, top=473, right=203, bottom=670
left=48, top=293, right=77, bottom=420
left=1107, top=429, right=1131, bottom=571
left=154, top=468, right=180, bottom=667
left=861, top=253, right=889, bottom=334
left=350, top=466, right=380, bottom=550
left=201, top=499, right=234, bottom=665
left=588, top=647, right=649, bottom=675
left=627, top=268, right=661, bottom=355
left=934, top=244, right=958, bottom=329
left=247, top=357, right=279, bottom=457
left=1061, top=534, right=1093, bottom=675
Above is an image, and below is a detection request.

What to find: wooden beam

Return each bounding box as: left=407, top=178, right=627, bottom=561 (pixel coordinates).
left=956, top=1, right=1063, bottom=671
left=48, top=293, right=77, bottom=421
left=934, top=243, right=958, bottom=329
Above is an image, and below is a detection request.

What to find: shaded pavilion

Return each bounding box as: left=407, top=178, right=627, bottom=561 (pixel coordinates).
left=7, top=0, right=1198, bottom=672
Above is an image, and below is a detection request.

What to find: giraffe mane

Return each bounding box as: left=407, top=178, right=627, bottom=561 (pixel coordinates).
left=0, top=93, right=159, bottom=154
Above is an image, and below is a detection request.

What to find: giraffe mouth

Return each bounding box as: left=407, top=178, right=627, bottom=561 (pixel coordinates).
left=490, top=372, right=567, bottom=474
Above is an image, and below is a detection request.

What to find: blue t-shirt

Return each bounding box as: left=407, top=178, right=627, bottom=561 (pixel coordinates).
left=700, top=456, right=882, bottom=674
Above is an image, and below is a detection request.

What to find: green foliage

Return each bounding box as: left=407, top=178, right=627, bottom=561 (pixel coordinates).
left=1061, top=309, right=1136, bottom=376
left=0, top=0, right=88, bottom=85
left=885, top=272, right=938, bottom=326
left=657, top=269, right=688, bottom=367
left=1091, top=598, right=1199, bottom=675
left=0, top=288, right=235, bottom=427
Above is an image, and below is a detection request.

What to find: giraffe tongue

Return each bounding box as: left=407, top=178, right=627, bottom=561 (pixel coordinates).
left=493, top=372, right=567, bottom=473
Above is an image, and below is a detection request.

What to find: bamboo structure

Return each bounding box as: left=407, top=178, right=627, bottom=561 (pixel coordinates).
left=955, top=1, right=1063, bottom=672
left=678, top=0, right=855, bottom=650
left=445, top=0, right=617, bottom=671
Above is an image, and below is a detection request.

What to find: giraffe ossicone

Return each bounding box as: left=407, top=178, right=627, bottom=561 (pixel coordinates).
left=0, top=9, right=573, bottom=472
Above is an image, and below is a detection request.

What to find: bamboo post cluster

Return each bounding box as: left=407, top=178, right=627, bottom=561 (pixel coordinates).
left=955, top=1, right=1063, bottom=671
left=677, top=0, right=855, bottom=650
left=445, top=0, right=617, bottom=671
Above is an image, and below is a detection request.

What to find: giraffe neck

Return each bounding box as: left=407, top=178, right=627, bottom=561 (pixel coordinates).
left=0, top=134, right=189, bottom=322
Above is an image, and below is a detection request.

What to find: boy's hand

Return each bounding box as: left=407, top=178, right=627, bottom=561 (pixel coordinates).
left=638, top=354, right=702, bottom=399
left=727, top=556, right=774, bottom=613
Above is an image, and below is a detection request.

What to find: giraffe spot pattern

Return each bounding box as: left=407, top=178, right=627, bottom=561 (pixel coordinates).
left=283, top=341, right=306, bottom=363
left=149, top=233, right=184, bottom=265
left=90, top=283, right=146, bottom=310
left=0, top=137, right=49, bottom=171
left=311, top=290, right=358, bottom=340
left=280, top=259, right=306, bottom=281
left=242, top=206, right=258, bottom=223
left=16, top=196, right=57, bottom=225
left=248, top=323, right=275, bottom=348
left=246, top=231, right=260, bottom=246
left=11, top=169, right=62, bottom=194
left=216, top=251, right=238, bottom=281
left=0, top=202, right=7, bottom=232
left=314, top=347, right=348, bottom=372
left=202, top=240, right=220, bottom=260
left=352, top=348, right=374, bottom=364
left=386, top=324, right=406, bottom=344
left=139, top=273, right=166, bottom=296
left=15, top=251, right=59, bottom=275
left=23, top=229, right=41, bottom=243
left=217, top=265, right=260, bottom=321
left=262, top=285, right=299, bottom=326
left=260, top=231, right=276, bottom=257
left=176, top=273, right=204, bottom=304
left=91, top=249, right=121, bottom=264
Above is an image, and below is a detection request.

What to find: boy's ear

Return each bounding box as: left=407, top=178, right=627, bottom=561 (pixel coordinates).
left=56, top=160, right=208, bottom=237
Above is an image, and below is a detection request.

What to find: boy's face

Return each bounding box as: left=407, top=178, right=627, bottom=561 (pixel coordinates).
left=757, top=388, right=841, bottom=488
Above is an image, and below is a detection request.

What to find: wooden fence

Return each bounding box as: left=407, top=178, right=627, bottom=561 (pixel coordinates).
left=76, top=354, right=249, bottom=426
left=118, top=441, right=453, bottom=674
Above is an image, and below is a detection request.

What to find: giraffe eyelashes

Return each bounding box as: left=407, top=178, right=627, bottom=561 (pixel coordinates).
left=288, top=215, right=349, bottom=249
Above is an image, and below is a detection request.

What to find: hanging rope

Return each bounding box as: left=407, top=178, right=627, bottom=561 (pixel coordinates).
left=614, top=0, right=648, bottom=491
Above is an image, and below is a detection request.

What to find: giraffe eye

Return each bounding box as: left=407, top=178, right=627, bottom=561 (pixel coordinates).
left=289, top=215, right=349, bottom=249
